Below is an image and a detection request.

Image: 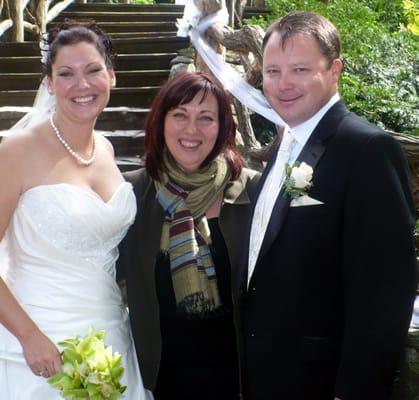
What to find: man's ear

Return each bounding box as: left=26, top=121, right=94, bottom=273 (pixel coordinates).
left=331, top=58, right=343, bottom=83
left=109, top=69, right=116, bottom=88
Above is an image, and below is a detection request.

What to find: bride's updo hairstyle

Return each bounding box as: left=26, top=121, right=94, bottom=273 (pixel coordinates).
left=41, top=19, right=116, bottom=77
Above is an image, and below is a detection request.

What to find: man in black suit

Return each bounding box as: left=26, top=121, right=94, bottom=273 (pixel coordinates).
left=240, top=11, right=418, bottom=400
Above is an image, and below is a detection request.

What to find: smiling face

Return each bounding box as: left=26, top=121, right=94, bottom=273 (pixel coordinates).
left=263, top=32, right=342, bottom=127
left=47, top=41, right=115, bottom=124
left=164, top=90, right=219, bottom=174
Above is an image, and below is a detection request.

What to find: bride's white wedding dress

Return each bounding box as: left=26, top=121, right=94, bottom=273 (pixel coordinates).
left=0, top=182, right=151, bottom=399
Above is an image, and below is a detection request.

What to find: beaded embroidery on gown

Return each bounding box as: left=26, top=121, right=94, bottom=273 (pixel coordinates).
left=0, top=182, right=151, bottom=400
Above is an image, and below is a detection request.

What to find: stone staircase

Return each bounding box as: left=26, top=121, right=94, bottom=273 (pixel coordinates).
left=0, top=2, right=269, bottom=170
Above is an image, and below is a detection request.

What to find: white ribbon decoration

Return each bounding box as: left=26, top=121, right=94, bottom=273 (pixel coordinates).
left=177, top=0, right=288, bottom=129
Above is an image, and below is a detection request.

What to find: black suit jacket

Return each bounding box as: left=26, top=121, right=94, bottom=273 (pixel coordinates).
left=239, top=101, right=418, bottom=400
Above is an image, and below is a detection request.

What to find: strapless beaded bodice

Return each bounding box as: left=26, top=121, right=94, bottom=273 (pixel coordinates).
left=1, top=182, right=137, bottom=359
left=0, top=182, right=150, bottom=399
left=8, top=182, right=136, bottom=278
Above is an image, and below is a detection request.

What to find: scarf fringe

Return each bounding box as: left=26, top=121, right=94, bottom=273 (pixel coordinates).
left=157, top=251, right=227, bottom=319
left=177, top=292, right=227, bottom=320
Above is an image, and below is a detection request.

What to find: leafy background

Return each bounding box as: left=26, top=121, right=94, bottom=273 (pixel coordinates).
left=246, top=0, right=418, bottom=140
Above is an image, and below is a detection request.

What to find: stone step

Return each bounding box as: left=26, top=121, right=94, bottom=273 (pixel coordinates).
left=0, top=37, right=188, bottom=57
left=0, top=128, right=144, bottom=171
left=0, top=127, right=145, bottom=151
left=116, top=156, right=143, bottom=172
left=0, top=70, right=169, bottom=91
left=0, top=106, right=149, bottom=131
left=116, top=157, right=143, bottom=172
left=0, top=74, right=43, bottom=91
left=56, top=11, right=183, bottom=23
left=46, top=21, right=177, bottom=34
left=90, top=21, right=177, bottom=33
left=96, top=107, right=149, bottom=131
left=68, top=3, right=184, bottom=13
left=0, top=53, right=177, bottom=73
left=99, top=129, right=145, bottom=158
left=0, top=87, right=159, bottom=107
left=115, top=53, right=177, bottom=71
left=108, top=32, right=176, bottom=38
left=66, top=2, right=269, bottom=20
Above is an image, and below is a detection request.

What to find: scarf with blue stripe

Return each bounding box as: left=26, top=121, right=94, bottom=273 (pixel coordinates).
left=155, top=151, right=230, bottom=317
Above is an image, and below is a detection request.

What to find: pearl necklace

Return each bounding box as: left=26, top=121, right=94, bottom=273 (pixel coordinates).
left=50, top=114, right=96, bottom=166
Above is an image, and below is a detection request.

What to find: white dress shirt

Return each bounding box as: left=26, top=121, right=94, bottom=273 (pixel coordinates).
left=247, top=93, right=340, bottom=285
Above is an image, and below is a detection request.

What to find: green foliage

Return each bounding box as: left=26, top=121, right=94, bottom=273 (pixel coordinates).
left=403, top=0, right=419, bottom=35
left=245, top=0, right=419, bottom=137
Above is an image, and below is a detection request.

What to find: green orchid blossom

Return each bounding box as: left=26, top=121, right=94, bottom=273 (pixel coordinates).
left=48, top=329, right=126, bottom=400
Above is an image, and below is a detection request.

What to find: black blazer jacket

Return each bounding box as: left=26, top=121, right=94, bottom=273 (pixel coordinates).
left=238, top=101, right=418, bottom=400
left=117, top=167, right=260, bottom=391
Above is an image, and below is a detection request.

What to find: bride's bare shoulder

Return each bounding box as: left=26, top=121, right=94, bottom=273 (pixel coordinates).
left=0, top=122, right=50, bottom=172
left=1, top=121, right=48, bottom=153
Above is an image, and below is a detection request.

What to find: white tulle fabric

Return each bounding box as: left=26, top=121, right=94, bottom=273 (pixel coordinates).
left=10, top=35, right=54, bottom=131
left=10, top=77, right=55, bottom=131
left=0, top=182, right=151, bottom=400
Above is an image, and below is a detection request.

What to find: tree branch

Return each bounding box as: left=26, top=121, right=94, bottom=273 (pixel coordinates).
left=0, top=18, right=13, bottom=37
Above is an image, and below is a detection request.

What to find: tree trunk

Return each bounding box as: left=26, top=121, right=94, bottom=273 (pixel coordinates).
left=34, top=0, right=47, bottom=34
left=219, top=24, right=264, bottom=64
left=233, top=98, right=260, bottom=150
left=234, top=0, right=246, bottom=27
left=194, top=0, right=226, bottom=76
left=225, top=0, right=234, bottom=27
left=9, top=0, right=24, bottom=42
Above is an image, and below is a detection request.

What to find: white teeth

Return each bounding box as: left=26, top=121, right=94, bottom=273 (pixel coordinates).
left=179, top=140, right=200, bottom=148
left=73, top=96, right=95, bottom=103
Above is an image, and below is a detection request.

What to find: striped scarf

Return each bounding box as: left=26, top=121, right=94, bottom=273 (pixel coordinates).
left=155, top=151, right=231, bottom=316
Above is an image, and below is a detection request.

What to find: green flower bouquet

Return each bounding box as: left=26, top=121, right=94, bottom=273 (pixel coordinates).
left=48, top=329, right=127, bottom=400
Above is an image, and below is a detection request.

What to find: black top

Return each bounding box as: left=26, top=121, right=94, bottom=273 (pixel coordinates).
left=154, top=218, right=239, bottom=400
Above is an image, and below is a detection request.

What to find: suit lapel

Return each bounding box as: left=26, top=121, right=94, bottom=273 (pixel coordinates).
left=254, top=135, right=327, bottom=268
left=236, top=146, right=280, bottom=289
left=248, top=101, right=348, bottom=285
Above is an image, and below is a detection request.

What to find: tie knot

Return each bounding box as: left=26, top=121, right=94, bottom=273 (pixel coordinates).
left=279, top=127, right=295, bottom=152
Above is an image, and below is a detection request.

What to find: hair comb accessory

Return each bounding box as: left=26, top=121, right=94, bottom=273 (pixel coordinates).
left=39, top=33, right=50, bottom=65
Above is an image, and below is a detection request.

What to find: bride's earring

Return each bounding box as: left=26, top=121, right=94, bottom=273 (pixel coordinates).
left=45, top=77, right=54, bottom=95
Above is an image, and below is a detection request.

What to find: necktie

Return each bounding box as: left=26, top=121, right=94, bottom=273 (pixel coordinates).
left=248, top=128, right=295, bottom=285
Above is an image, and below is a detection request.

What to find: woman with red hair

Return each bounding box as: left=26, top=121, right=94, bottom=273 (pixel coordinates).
left=118, top=72, right=260, bottom=399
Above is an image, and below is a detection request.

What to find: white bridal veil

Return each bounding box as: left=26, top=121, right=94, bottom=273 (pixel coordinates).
left=10, top=36, right=55, bottom=131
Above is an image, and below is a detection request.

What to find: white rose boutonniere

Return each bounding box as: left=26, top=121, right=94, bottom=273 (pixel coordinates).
left=284, top=162, right=314, bottom=199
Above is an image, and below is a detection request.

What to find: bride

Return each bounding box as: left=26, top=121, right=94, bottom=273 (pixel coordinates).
left=0, top=20, right=151, bottom=399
